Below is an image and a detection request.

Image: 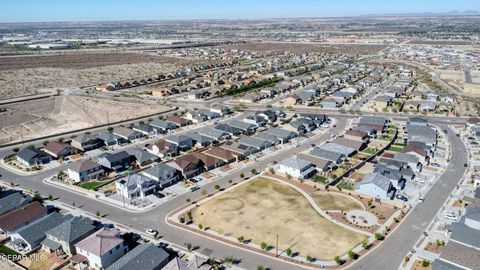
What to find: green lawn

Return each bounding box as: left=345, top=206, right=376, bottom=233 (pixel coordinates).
left=362, top=148, right=377, bottom=155
left=388, top=145, right=404, bottom=152
left=314, top=175, right=327, bottom=184
left=79, top=181, right=103, bottom=190
left=0, top=245, right=20, bottom=256
left=337, top=181, right=355, bottom=191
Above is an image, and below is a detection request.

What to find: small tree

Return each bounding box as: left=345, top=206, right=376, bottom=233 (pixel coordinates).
left=96, top=211, right=101, bottom=217
left=237, top=236, right=245, bottom=243
left=421, top=260, right=430, bottom=267
left=334, top=256, right=342, bottom=265
left=257, top=266, right=265, bottom=270
left=13, top=147, right=19, bottom=153
left=368, top=199, right=373, bottom=207
left=186, top=198, right=191, bottom=203
left=185, top=242, right=193, bottom=252
left=286, top=173, right=292, bottom=180
left=198, top=224, right=203, bottom=230
left=214, top=184, right=220, bottom=190
left=48, top=195, right=53, bottom=201
left=107, top=127, right=114, bottom=132
left=306, top=255, right=313, bottom=262
left=223, top=256, right=234, bottom=267
left=179, top=216, right=185, bottom=224
left=228, top=179, right=233, bottom=184
left=286, top=248, right=292, bottom=257
left=362, top=240, right=369, bottom=249
left=348, top=250, right=357, bottom=260
left=240, top=173, right=245, bottom=179
left=260, top=242, right=268, bottom=250
left=251, top=168, right=257, bottom=175
left=42, top=140, right=49, bottom=146
left=269, top=167, right=275, bottom=174
left=374, top=232, right=384, bottom=241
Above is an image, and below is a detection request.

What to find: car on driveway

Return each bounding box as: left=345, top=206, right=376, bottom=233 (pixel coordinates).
left=190, top=186, right=200, bottom=192
left=396, top=194, right=408, bottom=202
left=445, top=213, right=458, bottom=221
left=146, top=229, right=158, bottom=237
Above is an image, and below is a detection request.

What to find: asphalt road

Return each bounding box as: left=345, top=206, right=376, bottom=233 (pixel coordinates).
left=350, top=125, right=467, bottom=270
left=0, top=117, right=348, bottom=270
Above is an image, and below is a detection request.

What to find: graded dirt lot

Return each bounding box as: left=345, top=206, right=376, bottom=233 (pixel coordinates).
left=222, top=42, right=387, bottom=55
left=191, top=177, right=365, bottom=260
left=0, top=52, right=208, bottom=98
left=0, top=95, right=170, bottom=144
left=312, top=192, right=364, bottom=212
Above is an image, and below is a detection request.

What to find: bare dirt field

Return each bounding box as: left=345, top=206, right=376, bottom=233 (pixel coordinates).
left=312, top=192, right=364, bottom=212
left=222, top=42, right=387, bottom=55
left=408, top=40, right=471, bottom=46
left=0, top=95, right=170, bottom=144
left=0, top=52, right=210, bottom=98
left=191, top=177, right=366, bottom=260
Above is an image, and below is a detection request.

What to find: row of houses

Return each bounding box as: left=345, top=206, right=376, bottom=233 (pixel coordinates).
left=0, top=190, right=210, bottom=270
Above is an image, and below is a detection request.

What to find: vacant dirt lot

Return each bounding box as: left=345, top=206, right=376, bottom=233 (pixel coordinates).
left=0, top=52, right=211, bottom=98
left=312, top=192, right=364, bottom=212
left=408, top=40, right=471, bottom=46
left=222, top=42, right=387, bottom=55
left=191, top=177, right=365, bottom=260
left=0, top=95, right=169, bottom=144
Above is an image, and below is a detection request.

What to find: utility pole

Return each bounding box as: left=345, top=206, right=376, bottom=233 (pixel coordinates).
left=276, top=234, right=279, bottom=257
left=19, top=126, right=24, bottom=145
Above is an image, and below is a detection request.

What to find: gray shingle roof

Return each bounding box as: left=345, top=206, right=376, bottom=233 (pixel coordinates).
left=280, top=157, right=313, bottom=170
left=14, top=212, right=70, bottom=246
left=16, top=148, right=50, bottom=163
left=310, top=147, right=345, bottom=163
left=0, top=192, right=31, bottom=216
left=46, top=216, right=95, bottom=244
left=106, top=244, right=169, bottom=270
left=358, top=173, right=392, bottom=191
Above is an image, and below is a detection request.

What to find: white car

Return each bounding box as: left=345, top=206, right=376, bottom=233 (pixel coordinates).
left=444, top=214, right=458, bottom=221
left=145, top=229, right=158, bottom=237
left=418, top=197, right=424, bottom=203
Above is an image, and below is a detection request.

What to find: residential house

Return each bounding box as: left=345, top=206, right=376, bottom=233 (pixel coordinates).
left=394, top=153, right=422, bottom=171
left=435, top=206, right=480, bottom=270
left=372, top=95, right=393, bottom=110
left=243, top=114, right=268, bottom=127
left=238, top=136, right=272, bottom=151
left=142, top=164, right=180, bottom=188
left=42, top=216, right=96, bottom=255
left=149, top=120, right=178, bottom=133
left=67, top=160, right=105, bottom=183
left=166, top=116, right=192, bottom=127
left=115, top=174, right=158, bottom=199
left=355, top=173, right=396, bottom=200
left=0, top=201, right=47, bottom=234
left=71, top=134, right=103, bottom=152
left=43, top=141, right=73, bottom=159
left=165, top=135, right=194, bottom=151
left=227, top=120, right=257, bottom=133
left=196, top=127, right=231, bottom=141
left=310, top=147, right=346, bottom=164
left=96, top=132, right=126, bottom=146
left=0, top=192, right=32, bottom=216
left=220, top=141, right=257, bottom=158
left=132, top=124, right=157, bottom=137
left=202, top=147, right=240, bottom=163
left=75, top=228, right=128, bottom=270
left=263, top=128, right=297, bottom=143
left=344, top=130, right=370, bottom=142
left=284, top=95, right=301, bottom=106
left=191, top=152, right=225, bottom=171
left=146, top=139, right=179, bottom=158
left=418, top=101, right=436, bottom=112
left=97, top=151, right=132, bottom=171
left=333, top=137, right=367, bottom=151
left=10, top=212, right=70, bottom=252
left=253, top=132, right=281, bottom=145
left=214, top=124, right=242, bottom=136
left=105, top=244, right=170, bottom=270
left=318, top=142, right=357, bottom=157
left=440, top=94, right=455, bottom=103
left=16, top=147, right=52, bottom=167
left=187, top=132, right=217, bottom=147
left=320, top=98, right=343, bottom=108
left=277, top=156, right=316, bottom=179
left=172, top=154, right=205, bottom=179
left=125, top=149, right=159, bottom=167
left=113, top=127, right=143, bottom=141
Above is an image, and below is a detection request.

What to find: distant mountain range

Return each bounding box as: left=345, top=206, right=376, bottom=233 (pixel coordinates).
left=361, top=10, right=480, bottom=17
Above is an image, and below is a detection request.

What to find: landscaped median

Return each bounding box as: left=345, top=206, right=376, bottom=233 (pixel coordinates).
left=167, top=175, right=375, bottom=268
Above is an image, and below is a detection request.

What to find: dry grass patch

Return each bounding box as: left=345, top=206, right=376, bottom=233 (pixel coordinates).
left=312, top=192, right=364, bottom=212
left=191, top=177, right=365, bottom=260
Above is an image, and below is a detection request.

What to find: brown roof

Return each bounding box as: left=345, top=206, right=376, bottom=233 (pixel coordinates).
left=166, top=116, right=191, bottom=126
left=203, top=147, right=238, bottom=162
left=359, top=123, right=384, bottom=133
left=44, top=141, right=71, bottom=156
left=403, top=144, right=427, bottom=157
left=0, top=201, right=47, bottom=232
left=467, top=117, right=480, bottom=124
left=191, top=152, right=223, bottom=168
left=173, top=154, right=203, bottom=170
left=381, top=152, right=395, bottom=159
left=440, top=241, right=480, bottom=270
left=75, top=228, right=123, bottom=257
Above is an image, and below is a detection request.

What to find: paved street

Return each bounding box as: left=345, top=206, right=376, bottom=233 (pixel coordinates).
left=350, top=125, right=467, bottom=270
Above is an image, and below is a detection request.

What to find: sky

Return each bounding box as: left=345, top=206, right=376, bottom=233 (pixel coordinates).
left=1, top=0, right=479, bottom=23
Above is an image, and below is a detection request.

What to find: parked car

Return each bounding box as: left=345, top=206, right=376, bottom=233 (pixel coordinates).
left=464, top=163, right=468, bottom=167
left=418, top=197, right=424, bottom=203
left=396, top=194, right=408, bottom=202
left=190, top=186, right=200, bottom=192
left=445, top=213, right=458, bottom=221
left=146, top=229, right=158, bottom=237
left=430, top=163, right=440, bottom=168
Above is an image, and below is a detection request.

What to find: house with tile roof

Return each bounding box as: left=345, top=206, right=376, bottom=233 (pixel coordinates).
left=75, top=228, right=128, bottom=269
